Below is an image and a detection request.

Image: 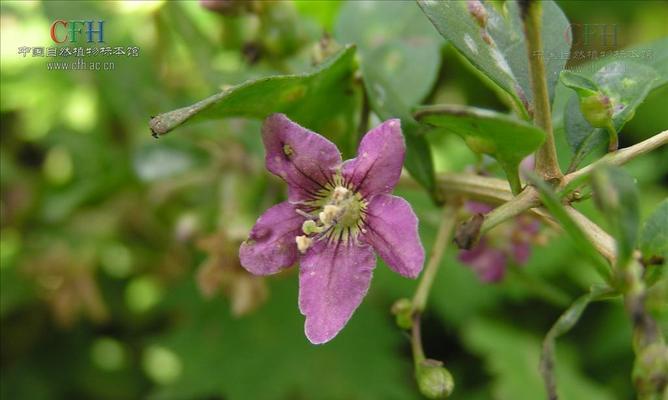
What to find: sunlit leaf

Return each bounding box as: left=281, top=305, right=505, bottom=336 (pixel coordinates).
left=417, top=0, right=571, bottom=118
left=416, top=105, right=545, bottom=193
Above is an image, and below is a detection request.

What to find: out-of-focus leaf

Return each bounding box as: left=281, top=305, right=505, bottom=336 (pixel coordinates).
left=639, top=199, right=668, bottom=262
left=361, top=64, right=436, bottom=194
left=565, top=61, right=659, bottom=168
left=416, top=105, right=545, bottom=193
left=417, top=0, right=570, bottom=118
left=540, top=285, right=616, bottom=400
left=133, top=139, right=208, bottom=182
left=462, top=318, right=615, bottom=400
left=527, top=173, right=611, bottom=279
left=334, top=1, right=441, bottom=193
left=335, top=0, right=441, bottom=106
left=147, top=279, right=420, bottom=400
left=590, top=165, right=640, bottom=269
left=150, top=46, right=362, bottom=157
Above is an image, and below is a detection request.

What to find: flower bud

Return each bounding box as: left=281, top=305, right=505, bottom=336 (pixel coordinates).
left=390, top=298, right=413, bottom=329
left=416, top=359, right=455, bottom=399
left=579, top=92, right=613, bottom=129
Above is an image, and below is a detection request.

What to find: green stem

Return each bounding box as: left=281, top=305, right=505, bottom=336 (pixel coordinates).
left=411, top=314, right=426, bottom=364
left=522, top=0, right=563, bottom=182
left=621, top=260, right=668, bottom=399
left=562, top=129, right=668, bottom=194
left=479, top=186, right=539, bottom=236
left=412, top=204, right=458, bottom=313
left=606, top=122, right=619, bottom=152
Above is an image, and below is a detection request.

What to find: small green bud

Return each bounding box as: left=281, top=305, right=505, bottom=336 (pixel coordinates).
left=579, top=92, right=613, bottom=129
left=391, top=298, right=413, bottom=329
left=416, top=359, right=455, bottom=399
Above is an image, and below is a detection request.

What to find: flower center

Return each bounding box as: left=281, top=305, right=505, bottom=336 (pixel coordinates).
left=295, top=184, right=367, bottom=253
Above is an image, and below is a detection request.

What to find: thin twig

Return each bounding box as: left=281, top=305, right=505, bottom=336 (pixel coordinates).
left=412, top=204, right=458, bottom=313
left=564, top=130, right=668, bottom=186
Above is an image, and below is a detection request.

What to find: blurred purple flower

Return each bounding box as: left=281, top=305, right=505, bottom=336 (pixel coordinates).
left=458, top=201, right=540, bottom=283
left=239, top=114, right=424, bottom=344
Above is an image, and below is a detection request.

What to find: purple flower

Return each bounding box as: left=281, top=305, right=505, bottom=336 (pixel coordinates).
left=239, top=114, right=424, bottom=344
left=458, top=201, right=540, bottom=283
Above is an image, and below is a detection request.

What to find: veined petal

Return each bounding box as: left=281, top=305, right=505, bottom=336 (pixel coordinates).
left=299, top=240, right=376, bottom=344
left=263, top=114, right=342, bottom=201
left=239, top=202, right=304, bottom=275
left=342, top=119, right=405, bottom=197
left=363, top=194, right=424, bottom=278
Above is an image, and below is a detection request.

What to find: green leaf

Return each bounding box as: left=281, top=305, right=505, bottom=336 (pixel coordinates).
left=149, top=45, right=362, bottom=157
left=565, top=61, right=660, bottom=169
left=639, top=199, right=668, bottom=261
left=147, top=279, right=421, bottom=400
left=590, top=165, right=640, bottom=269
left=526, top=173, right=611, bottom=280
left=334, top=1, right=441, bottom=193
left=417, top=0, right=570, bottom=117
left=462, top=318, right=616, bottom=400
left=361, top=64, right=436, bottom=194
left=540, top=285, right=616, bottom=400
left=415, top=105, right=545, bottom=194
left=334, top=0, right=442, bottom=106
left=559, top=70, right=600, bottom=97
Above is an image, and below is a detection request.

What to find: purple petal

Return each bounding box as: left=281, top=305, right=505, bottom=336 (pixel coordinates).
left=512, top=242, right=532, bottom=264
left=458, top=241, right=507, bottom=283
left=263, top=114, right=342, bottom=201
left=342, top=119, right=405, bottom=197
left=239, top=201, right=304, bottom=275
left=465, top=201, right=494, bottom=215
left=362, top=194, right=424, bottom=278
left=299, top=241, right=376, bottom=344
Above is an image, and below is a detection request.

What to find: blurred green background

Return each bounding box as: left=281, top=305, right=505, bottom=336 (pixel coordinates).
left=1, top=1, right=666, bottom=399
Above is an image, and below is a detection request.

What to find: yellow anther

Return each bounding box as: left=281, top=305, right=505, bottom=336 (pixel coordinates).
left=296, top=235, right=312, bottom=253
left=332, top=186, right=350, bottom=202
left=319, top=205, right=341, bottom=226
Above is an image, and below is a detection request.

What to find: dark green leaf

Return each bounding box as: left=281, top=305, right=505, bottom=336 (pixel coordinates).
left=540, top=285, right=616, bottom=400
left=360, top=59, right=436, bottom=193
left=417, top=0, right=570, bottom=117
left=463, top=318, right=615, bottom=400
left=149, top=46, right=362, bottom=157
left=334, top=1, right=441, bottom=193
left=590, top=165, right=640, bottom=269
left=526, top=173, right=611, bottom=280
left=416, top=105, right=545, bottom=193
left=639, top=199, right=668, bottom=261
left=565, top=61, right=660, bottom=168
